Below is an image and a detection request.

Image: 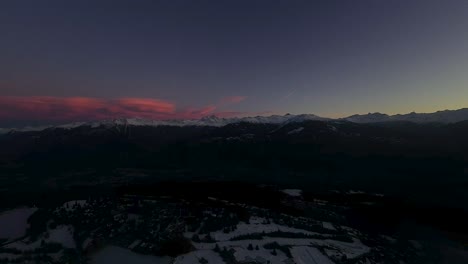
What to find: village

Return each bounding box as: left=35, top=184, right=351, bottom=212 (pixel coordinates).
left=0, top=189, right=426, bottom=264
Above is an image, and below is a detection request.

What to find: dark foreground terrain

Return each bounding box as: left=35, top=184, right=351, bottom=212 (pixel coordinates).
left=1, top=119, right=468, bottom=263
left=1, top=183, right=467, bottom=263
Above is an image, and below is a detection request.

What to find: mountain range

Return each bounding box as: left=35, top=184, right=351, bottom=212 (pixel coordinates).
left=1, top=106, right=468, bottom=210
left=1, top=108, right=468, bottom=134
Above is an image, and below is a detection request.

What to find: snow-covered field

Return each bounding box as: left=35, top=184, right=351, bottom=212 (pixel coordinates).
left=192, top=238, right=344, bottom=263
left=178, top=238, right=344, bottom=264
left=0, top=207, right=37, bottom=240
left=188, top=215, right=368, bottom=263
left=209, top=217, right=322, bottom=241
left=91, top=246, right=172, bottom=264
left=194, top=236, right=369, bottom=258
left=5, top=225, right=76, bottom=251
left=291, top=246, right=335, bottom=264
left=233, top=247, right=289, bottom=264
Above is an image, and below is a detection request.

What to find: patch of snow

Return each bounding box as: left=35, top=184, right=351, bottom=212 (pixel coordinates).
left=322, top=222, right=336, bottom=231
left=47, top=225, right=76, bottom=248
left=90, top=246, right=172, bottom=264
left=5, top=239, right=41, bottom=251
left=128, top=239, right=142, bottom=249
left=0, top=207, right=37, bottom=240
left=82, top=237, right=93, bottom=249
left=233, top=247, right=289, bottom=264
left=291, top=246, right=335, bottom=264
left=324, top=248, right=342, bottom=259
left=61, top=200, right=87, bottom=211
left=347, top=190, right=365, bottom=195
left=282, top=189, right=302, bottom=197
left=287, top=127, right=304, bottom=135
left=6, top=225, right=76, bottom=250
left=194, top=237, right=369, bottom=259
left=317, top=238, right=370, bottom=259
left=210, top=217, right=319, bottom=241
left=194, top=238, right=311, bottom=250
left=56, top=122, right=87, bottom=129
left=248, top=217, right=266, bottom=225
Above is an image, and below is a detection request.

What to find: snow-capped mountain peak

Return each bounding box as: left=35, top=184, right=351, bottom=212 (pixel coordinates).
left=344, top=113, right=390, bottom=123
left=2, top=108, right=468, bottom=134
left=343, top=108, right=468, bottom=124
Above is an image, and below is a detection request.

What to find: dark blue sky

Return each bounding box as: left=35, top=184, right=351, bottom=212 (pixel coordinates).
left=1, top=0, right=468, bottom=125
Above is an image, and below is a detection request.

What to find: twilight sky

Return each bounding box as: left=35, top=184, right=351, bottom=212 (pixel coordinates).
left=1, top=0, right=468, bottom=126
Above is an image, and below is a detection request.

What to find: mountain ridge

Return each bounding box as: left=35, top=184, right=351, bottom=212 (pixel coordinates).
left=2, top=108, right=468, bottom=134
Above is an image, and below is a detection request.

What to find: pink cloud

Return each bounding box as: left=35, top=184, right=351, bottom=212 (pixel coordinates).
left=0, top=95, right=254, bottom=124
left=0, top=96, right=175, bottom=122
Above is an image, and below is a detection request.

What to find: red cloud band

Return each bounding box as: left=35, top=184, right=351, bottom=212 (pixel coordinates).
left=0, top=96, right=176, bottom=121
left=0, top=96, right=247, bottom=124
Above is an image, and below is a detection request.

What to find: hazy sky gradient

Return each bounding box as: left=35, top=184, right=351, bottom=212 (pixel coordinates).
left=1, top=0, right=468, bottom=125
